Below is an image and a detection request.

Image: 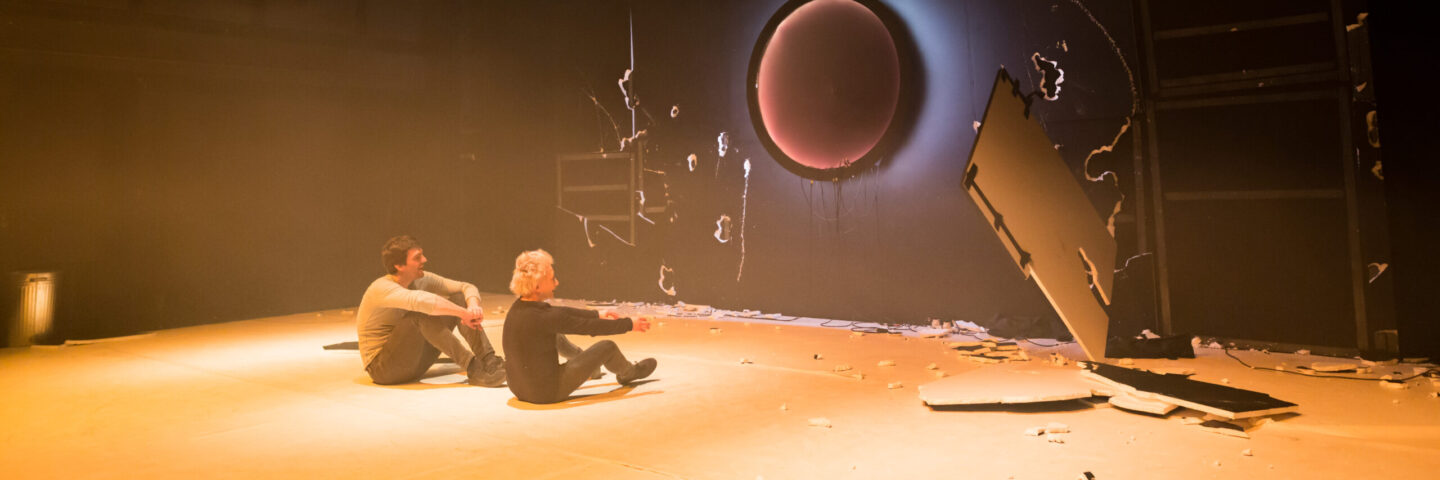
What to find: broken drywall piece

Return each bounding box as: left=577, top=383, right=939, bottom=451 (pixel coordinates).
left=964, top=70, right=1117, bottom=361
left=780, top=403, right=788, bottom=411
left=1024, top=426, right=1045, bottom=436
left=739, top=358, right=753, bottom=365
left=687, top=153, right=698, bottom=171
left=878, top=360, right=896, bottom=367
left=1045, top=422, right=1070, bottom=434
left=1197, top=420, right=1250, bottom=439
left=834, top=364, right=852, bottom=372
left=1307, top=362, right=1360, bottom=373
left=1046, top=433, right=1066, bottom=444
left=714, top=215, right=733, bottom=243
left=887, top=382, right=903, bottom=389
left=1082, top=362, right=1298, bottom=420
left=1242, top=448, right=1253, bottom=456
left=926, top=363, right=939, bottom=370
left=658, top=264, right=677, bottom=296
left=808, top=417, right=832, bottom=428
left=709, top=327, right=722, bottom=334
left=813, top=354, right=823, bottom=360
left=1109, top=393, right=1178, bottom=416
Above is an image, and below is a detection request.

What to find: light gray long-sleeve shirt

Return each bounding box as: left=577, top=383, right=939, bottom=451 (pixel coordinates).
left=356, top=271, right=480, bottom=367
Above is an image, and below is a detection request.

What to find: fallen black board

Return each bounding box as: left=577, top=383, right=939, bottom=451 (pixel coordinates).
left=1083, top=362, right=1297, bottom=419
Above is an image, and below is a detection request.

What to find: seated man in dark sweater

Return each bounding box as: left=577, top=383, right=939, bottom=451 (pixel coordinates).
left=502, top=249, right=656, bottom=404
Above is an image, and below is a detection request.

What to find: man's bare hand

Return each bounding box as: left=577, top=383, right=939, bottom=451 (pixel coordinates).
left=467, top=305, right=485, bottom=321
left=632, top=317, right=651, bottom=333
left=461, top=314, right=484, bottom=330
left=602, top=310, right=621, bottom=320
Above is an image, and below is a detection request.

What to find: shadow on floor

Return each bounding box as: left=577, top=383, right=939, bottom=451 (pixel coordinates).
left=507, top=379, right=662, bottom=410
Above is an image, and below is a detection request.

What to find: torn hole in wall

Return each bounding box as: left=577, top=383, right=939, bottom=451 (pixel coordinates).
left=619, top=129, right=648, bottom=152
left=658, top=264, right=677, bottom=296
left=687, top=153, right=698, bottom=172
left=1082, top=119, right=1130, bottom=237
left=1030, top=53, right=1064, bottom=101
left=973, top=121, right=981, bottom=132
left=1366, top=110, right=1380, bottom=148
left=717, top=131, right=731, bottom=158
left=618, top=68, right=636, bottom=111
left=1367, top=263, right=1388, bottom=283
left=714, top=214, right=733, bottom=243
left=1067, top=0, right=1139, bottom=238
left=1371, top=160, right=1383, bottom=180
left=670, top=105, right=679, bottom=118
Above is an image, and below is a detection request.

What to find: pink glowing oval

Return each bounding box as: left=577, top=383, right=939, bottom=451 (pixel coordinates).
left=755, top=0, right=901, bottom=171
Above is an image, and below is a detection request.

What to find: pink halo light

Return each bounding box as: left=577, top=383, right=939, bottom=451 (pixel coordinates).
left=755, top=0, right=901, bottom=171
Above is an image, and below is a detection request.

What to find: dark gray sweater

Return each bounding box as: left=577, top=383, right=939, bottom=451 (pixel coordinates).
left=503, top=299, right=633, bottom=403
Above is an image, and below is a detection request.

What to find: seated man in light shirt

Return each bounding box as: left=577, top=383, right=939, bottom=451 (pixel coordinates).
left=356, top=235, right=505, bottom=387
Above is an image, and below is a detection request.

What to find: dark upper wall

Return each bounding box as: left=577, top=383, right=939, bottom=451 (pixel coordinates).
left=0, top=0, right=559, bottom=341
left=538, top=0, right=1148, bottom=328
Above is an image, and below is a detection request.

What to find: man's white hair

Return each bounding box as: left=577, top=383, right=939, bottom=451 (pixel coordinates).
left=510, top=249, right=554, bottom=297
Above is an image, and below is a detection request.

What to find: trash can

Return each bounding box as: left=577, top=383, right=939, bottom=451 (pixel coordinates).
left=7, top=271, right=58, bottom=347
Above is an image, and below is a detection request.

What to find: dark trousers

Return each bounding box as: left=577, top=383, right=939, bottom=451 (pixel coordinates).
left=544, top=338, right=633, bottom=403
left=366, top=294, right=501, bottom=385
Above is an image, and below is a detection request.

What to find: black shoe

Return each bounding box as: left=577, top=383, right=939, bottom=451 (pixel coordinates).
left=616, top=358, right=657, bottom=385
left=467, top=355, right=507, bottom=387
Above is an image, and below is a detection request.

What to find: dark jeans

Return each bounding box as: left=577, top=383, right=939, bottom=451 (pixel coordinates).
left=366, top=294, right=502, bottom=385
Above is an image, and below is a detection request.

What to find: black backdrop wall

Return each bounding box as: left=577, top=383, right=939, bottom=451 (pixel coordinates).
left=4, top=0, right=1427, bottom=355
left=540, top=0, right=1146, bottom=331
left=0, top=1, right=558, bottom=340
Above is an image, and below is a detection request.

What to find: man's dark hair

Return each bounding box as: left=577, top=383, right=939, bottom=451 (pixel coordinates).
left=381, top=235, right=421, bottom=274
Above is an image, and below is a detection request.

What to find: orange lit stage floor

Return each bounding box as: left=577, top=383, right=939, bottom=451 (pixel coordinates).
left=3, top=294, right=1439, bottom=479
